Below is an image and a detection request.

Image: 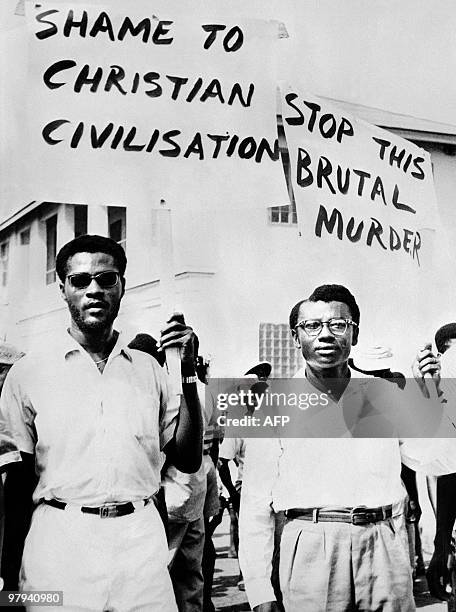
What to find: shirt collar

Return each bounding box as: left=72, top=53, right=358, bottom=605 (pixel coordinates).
left=294, top=364, right=371, bottom=398
left=59, top=329, right=132, bottom=362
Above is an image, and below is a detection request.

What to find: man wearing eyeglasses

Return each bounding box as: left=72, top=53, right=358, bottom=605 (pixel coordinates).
left=0, top=234, right=203, bottom=611
left=239, top=283, right=456, bottom=612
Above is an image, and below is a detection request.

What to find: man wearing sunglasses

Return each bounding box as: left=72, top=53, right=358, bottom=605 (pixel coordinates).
left=239, top=284, right=456, bottom=612
left=0, top=234, right=203, bottom=611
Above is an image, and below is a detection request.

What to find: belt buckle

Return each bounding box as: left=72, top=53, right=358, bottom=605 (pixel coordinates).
left=99, top=504, right=118, bottom=518
left=350, top=505, right=368, bottom=526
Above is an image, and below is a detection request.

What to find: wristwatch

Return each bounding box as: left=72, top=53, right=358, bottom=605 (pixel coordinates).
left=182, top=375, right=198, bottom=384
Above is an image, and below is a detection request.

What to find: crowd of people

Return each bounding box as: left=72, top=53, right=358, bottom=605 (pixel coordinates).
left=0, top=234, right=455, bottom=611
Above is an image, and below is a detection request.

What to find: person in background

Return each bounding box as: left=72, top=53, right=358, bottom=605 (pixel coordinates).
left=0, top=342, right=25, bottom=592
left=197, top=356, right=223, bottom=612
left=219, top=363, right=271, bottom=592
left=435, top=323, right=456, bottom=357
left=218, top=435, right=246, bottom=589
left=425, top=323, right=456, bottom=601
left=164, top=350, right=222, bottom=612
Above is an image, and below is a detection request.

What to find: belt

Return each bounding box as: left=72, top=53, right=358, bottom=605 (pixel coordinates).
left=42, top=497, right=152, bottom=519
left=284, top=504, right=393, bottom=526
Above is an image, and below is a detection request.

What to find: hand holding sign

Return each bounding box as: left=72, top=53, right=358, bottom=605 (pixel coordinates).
left=412, top=342, right=440, bottom=399
left=158, top=313, right=199, bottom=375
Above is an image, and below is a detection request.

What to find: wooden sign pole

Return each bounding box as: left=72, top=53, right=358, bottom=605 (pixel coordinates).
left=157, top=202, right=182, bottom=395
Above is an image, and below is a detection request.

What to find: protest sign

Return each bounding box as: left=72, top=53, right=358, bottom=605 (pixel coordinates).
left=281, top=86, right=438, bottom=267
left=23, top=1, right=288, bottom=209
left=280, top=85, right=442, bottom=358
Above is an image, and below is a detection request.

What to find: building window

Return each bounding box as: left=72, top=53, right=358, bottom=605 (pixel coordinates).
left=108, top=207, right=126, bottom=252
left=268, top=146, right=298, bottom=225
left=20, top=228, right=30, bottom=245
left=46, top=215, right=57, bottom=285
left=0, top=241, right=9, bottom=287
left=269, top=204, right=297, bottom=225
left=74, top=205, right=88, bottom=237
left=259, top=322, right=302, bottom=378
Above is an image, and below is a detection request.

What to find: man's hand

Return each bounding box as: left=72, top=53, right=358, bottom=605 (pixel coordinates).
left=158, top=313, right=199, bottom=373
left=253, top=602, right=281, bottom=612
left=426, top=536, right=453, bottom=600
left=412, top=343, right=441, bottom=396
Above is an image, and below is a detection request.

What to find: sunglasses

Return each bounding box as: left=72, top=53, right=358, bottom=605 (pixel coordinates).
left=66, top=271, right=120, bottom=290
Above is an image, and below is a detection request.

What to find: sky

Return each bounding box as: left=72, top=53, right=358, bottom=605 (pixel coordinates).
left=278, top=0, right=456, bottom=126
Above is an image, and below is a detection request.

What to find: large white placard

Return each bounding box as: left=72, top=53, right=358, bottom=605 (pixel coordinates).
left=23, top=1, right=288, bottom=209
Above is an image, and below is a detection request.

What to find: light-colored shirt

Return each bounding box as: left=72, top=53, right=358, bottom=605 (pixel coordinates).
left=239, top=368, right=456, bottom=609
left=0, top=415, right=21, bottom=470
left=203, top=388, right=223, bottom=453
left=164, top=381, right=211, bottom=522
left=0, top=330, right=179, bottom=506
left=219, top=437, right=246, bottom=483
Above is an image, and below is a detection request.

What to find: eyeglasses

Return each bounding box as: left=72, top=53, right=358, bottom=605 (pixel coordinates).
left=295, top=318, right=358, bottom=337
left=66, top=271, right=120, bottom=290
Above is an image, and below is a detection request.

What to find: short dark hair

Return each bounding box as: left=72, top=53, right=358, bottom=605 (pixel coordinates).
left=435, top=323, right=456, bottom=354
left=289, top=284, right=360, bottom=329
left=55, top=234, right=127, bottom=282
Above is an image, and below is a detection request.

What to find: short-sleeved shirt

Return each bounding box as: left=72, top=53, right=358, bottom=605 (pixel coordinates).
left=164, top=381, right=212, bottom=522
left=0, top=414, right=21, bottom=470
left=0, top=330, right=179, bottom=506
left=219, top=437, right=246, bottom=484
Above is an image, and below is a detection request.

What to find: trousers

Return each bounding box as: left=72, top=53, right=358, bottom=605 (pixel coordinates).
left=21, top=502, right=177, bottom=612
left=279, top=513, right=414, bottom=612
left=168, top=517, right=205, bottom=612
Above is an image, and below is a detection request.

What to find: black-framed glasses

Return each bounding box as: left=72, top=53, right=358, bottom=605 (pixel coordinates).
left=295, top=318, right=358, bottom=337
left=66, top=271, right=120, bottom=290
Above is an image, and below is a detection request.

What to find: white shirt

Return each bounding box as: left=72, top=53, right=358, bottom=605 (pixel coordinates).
left=164, top=381, right=211, bottom=522
left=219, top=437, right=246, bottom=483
left=0, top=330, right=179, bottom=505
left=239, top=368, right=456, bottom=609
left=0, top=414, right=21, bottom=470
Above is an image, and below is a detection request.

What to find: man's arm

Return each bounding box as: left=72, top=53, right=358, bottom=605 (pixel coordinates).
left=239, top=438, right=280, bottom=610
left=159, top=314, right=203, bottom=473
left=218, top=458, right=240, bottom=513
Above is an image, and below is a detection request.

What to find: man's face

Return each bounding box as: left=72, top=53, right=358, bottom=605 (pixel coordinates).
left=60, top=252, right=125, bottom=334
left=292, top=300, right=358, bottom=372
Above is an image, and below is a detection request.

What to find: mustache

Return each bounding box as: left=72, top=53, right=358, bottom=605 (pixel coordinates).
left=84, top=300, right=108, bottom=309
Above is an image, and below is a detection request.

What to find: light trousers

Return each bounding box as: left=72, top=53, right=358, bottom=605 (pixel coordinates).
left=21, top=502, right=177, bottom=612
left=279, top=514, right=414, bottom=612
